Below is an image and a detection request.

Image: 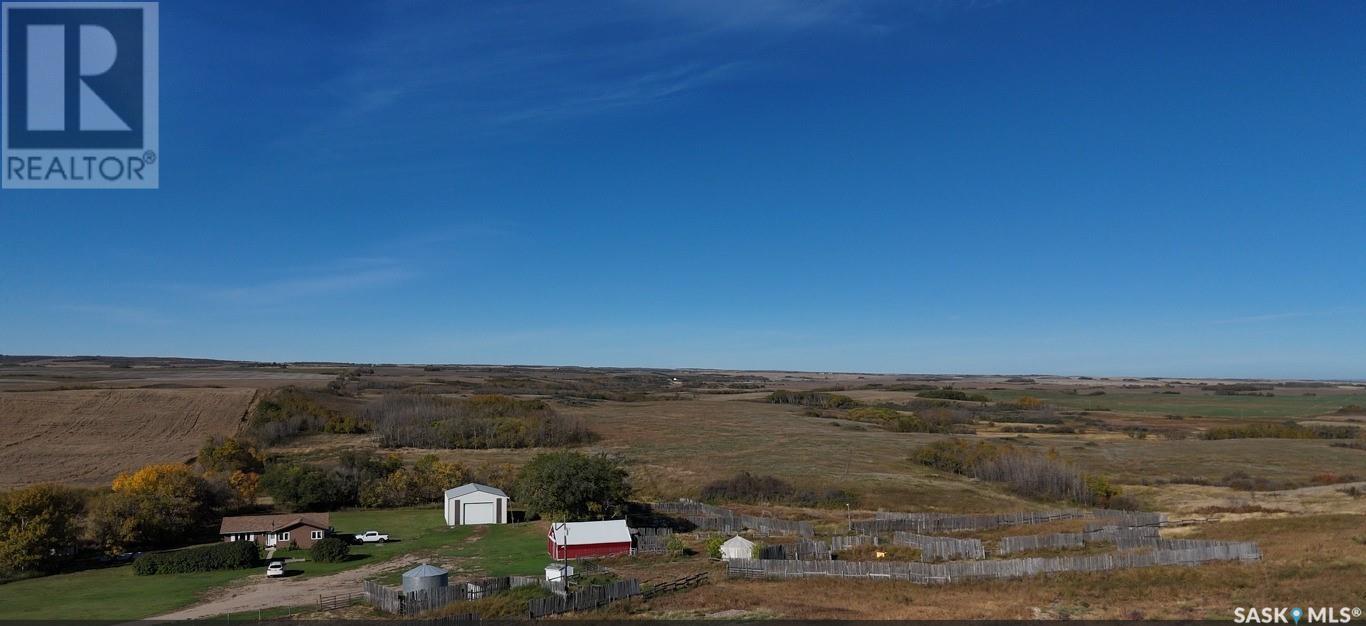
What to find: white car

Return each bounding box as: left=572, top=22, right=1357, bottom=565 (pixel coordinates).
left=266, top=561, right=285, bottom=577
left=354, top=530, right=389, bottom=543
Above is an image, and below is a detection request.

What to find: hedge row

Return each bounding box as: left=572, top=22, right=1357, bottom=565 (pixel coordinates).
left=133, top=541, right=259, bottom=575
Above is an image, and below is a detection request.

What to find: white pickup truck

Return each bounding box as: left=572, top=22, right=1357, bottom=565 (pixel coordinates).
left=354, top=530, right=389, bottom=543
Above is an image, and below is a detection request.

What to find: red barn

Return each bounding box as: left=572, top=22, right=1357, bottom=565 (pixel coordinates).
left=547, top=520, right=633, bottom=559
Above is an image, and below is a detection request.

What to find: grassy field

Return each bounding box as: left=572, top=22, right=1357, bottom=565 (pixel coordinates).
left=0, top=508, right=549, bottom=620
left=975, top=388, right=1362, bottom=419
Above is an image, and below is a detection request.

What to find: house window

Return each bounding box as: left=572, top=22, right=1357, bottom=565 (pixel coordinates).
left=228, top=535, right=235, bottom=542
left=311, top=530, right=324, bottom=540
left=280, top=532, right=290, bottom=541
left=246, top=534, right=255, bottom=542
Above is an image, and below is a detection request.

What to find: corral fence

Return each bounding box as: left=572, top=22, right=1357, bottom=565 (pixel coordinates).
left=856, top=509, right=1085, bottom=534
left=633, top=527, right=673, bottom=554
left=758, top=539, right=831, bottom=561
left=726, top=541, right=1260, bottom=584
left=364, top=575, right=542, bottom=615
left=650, top=500, right=815, bottom=537
left=854, top=509, right=1168, bottom=535
left=527, top=579, right=641, bottom=618
left=642, top=572, right=709, bottom=599
left=997, top=526, right=1160, bottom=555
left=1090, top=510, right=1168, bottom=527
left=830, top=535, right=878, bottom=552
left=892, top=532, right=986, bottom=561
left=318, top=591, right=365, bottom=611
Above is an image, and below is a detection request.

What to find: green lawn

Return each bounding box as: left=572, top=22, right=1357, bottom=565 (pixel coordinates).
left=0, top=506, right=549, bottom=620
left=0, top=565, right=250, bottom=620
left=977, top=389, right=1364, bottom=419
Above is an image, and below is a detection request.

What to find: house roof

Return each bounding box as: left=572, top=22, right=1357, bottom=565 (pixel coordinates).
left=547, top=519, right=631, bottom=545
left=721, top=535, right=755, bottom=549
left=403, top=563, right=448, bottom=578
left=444, top=482, right=508, bottom=499
left=218, top=513, right=331, bottom=535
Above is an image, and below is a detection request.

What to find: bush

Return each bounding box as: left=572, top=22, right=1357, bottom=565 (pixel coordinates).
left=261, top=463, right=353, bottom=511
left=699, top=472, right=855, bottom=507
left=134, top=541, right=258, bottom=575
left=912, top=439, right=1122, bottom=506
left=309, top=537, right=350, bottom=563
left=704, top=536, right=725, bottom=559
left=916, top=389, right=976, bottom=401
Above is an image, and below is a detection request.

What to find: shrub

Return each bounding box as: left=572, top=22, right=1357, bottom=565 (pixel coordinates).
left=704, top=536, right=725, bottom=559
left=260, top=463, right=353, bottom=511
left=699, top=472, right=854, bottom=507
left=665, top=534, right=686, bottom=557
left=309, top=537, right=350, bottom=563
left=134, top=541, right=258, bottom=575
left=916, top=389, right=973, bottom=401
left=911, top=439, right=1121, bottom=506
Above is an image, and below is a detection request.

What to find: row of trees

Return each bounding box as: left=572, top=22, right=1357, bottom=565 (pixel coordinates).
left=256, top=450, right=633, bottom=521
left=365, top=394, right=597, bottom=449
left=0, top=463, right=234, bottom=574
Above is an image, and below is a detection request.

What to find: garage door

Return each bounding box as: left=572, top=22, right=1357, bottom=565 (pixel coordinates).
left=463, top=502, right=495, bottom=525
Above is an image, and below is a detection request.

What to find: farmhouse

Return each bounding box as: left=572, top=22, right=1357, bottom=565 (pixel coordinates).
left=443, top=483, right=510, bottom=526
left=719, top=535, right=756, bottom=560
left=547, top=519, right=632, bottom=559
left=219, top=513, right=332, bottom=549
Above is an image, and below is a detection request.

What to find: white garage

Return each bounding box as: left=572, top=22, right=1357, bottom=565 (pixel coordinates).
left=443, top=483, right=509, bottom=526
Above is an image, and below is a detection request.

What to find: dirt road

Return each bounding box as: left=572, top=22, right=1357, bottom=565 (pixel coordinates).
left=152, top=555, right=421, bottom=620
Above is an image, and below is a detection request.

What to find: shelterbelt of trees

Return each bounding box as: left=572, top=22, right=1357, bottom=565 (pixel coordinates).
left=0, top=447, right=634, bottom=581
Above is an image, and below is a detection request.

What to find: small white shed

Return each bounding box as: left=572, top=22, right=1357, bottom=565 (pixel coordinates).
left=719, top=535, right=755, bottom=561
left=545, top=563, right=575, bottom=582
left=443, top=483, right=509, bottom=526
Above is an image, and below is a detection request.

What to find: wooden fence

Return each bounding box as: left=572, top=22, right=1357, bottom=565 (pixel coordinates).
left=856, top=510, right=1086, bottom=534
left=651, top=500, right=814, bottom=537
left=642, top=572, right=709, bottom=599
left=726, top=541, right=1260, bottom=584
left=318, top=591, right=365, bottom=611
left=758, top=539, right=831, bottom=561
left=635, top=534, right=671, bottom=554
left=996, top=526, right=1160, bottom=555
left=527, top=579, right=641, bottom=618
left=364, top=575, right=542, bottom=616
left=892, top=532, right=986, bottom=561
left=830, top=535, right=878, bottom=552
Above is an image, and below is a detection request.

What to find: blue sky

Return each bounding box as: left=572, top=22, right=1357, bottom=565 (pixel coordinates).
left=3, top=0, right=1365, bottom=378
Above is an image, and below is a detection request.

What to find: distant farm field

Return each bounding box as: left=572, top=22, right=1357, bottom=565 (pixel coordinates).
left=0, top=388, right=254, bottom=488
left=974, top=389, right=1362, bottom=419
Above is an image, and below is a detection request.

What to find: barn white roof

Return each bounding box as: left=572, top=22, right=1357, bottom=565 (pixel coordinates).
left=722, top=535, right=754, bottom=549
left=444, top=483, right=508, bottom=499
left=547, top=519, right=631, bottom=545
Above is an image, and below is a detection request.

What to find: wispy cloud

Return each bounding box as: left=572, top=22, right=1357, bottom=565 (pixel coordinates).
left=273, top=0, right=873, bottom=157
left=54, top=304, right=173, bottom=325
left=203, top=262, right=413, bottom=303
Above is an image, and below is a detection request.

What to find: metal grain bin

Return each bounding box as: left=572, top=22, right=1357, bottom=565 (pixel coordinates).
left=401, top=563, right=448, bottom=594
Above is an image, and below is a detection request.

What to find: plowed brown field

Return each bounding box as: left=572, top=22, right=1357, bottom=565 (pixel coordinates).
left=0, top=388, right=255, bottom=488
